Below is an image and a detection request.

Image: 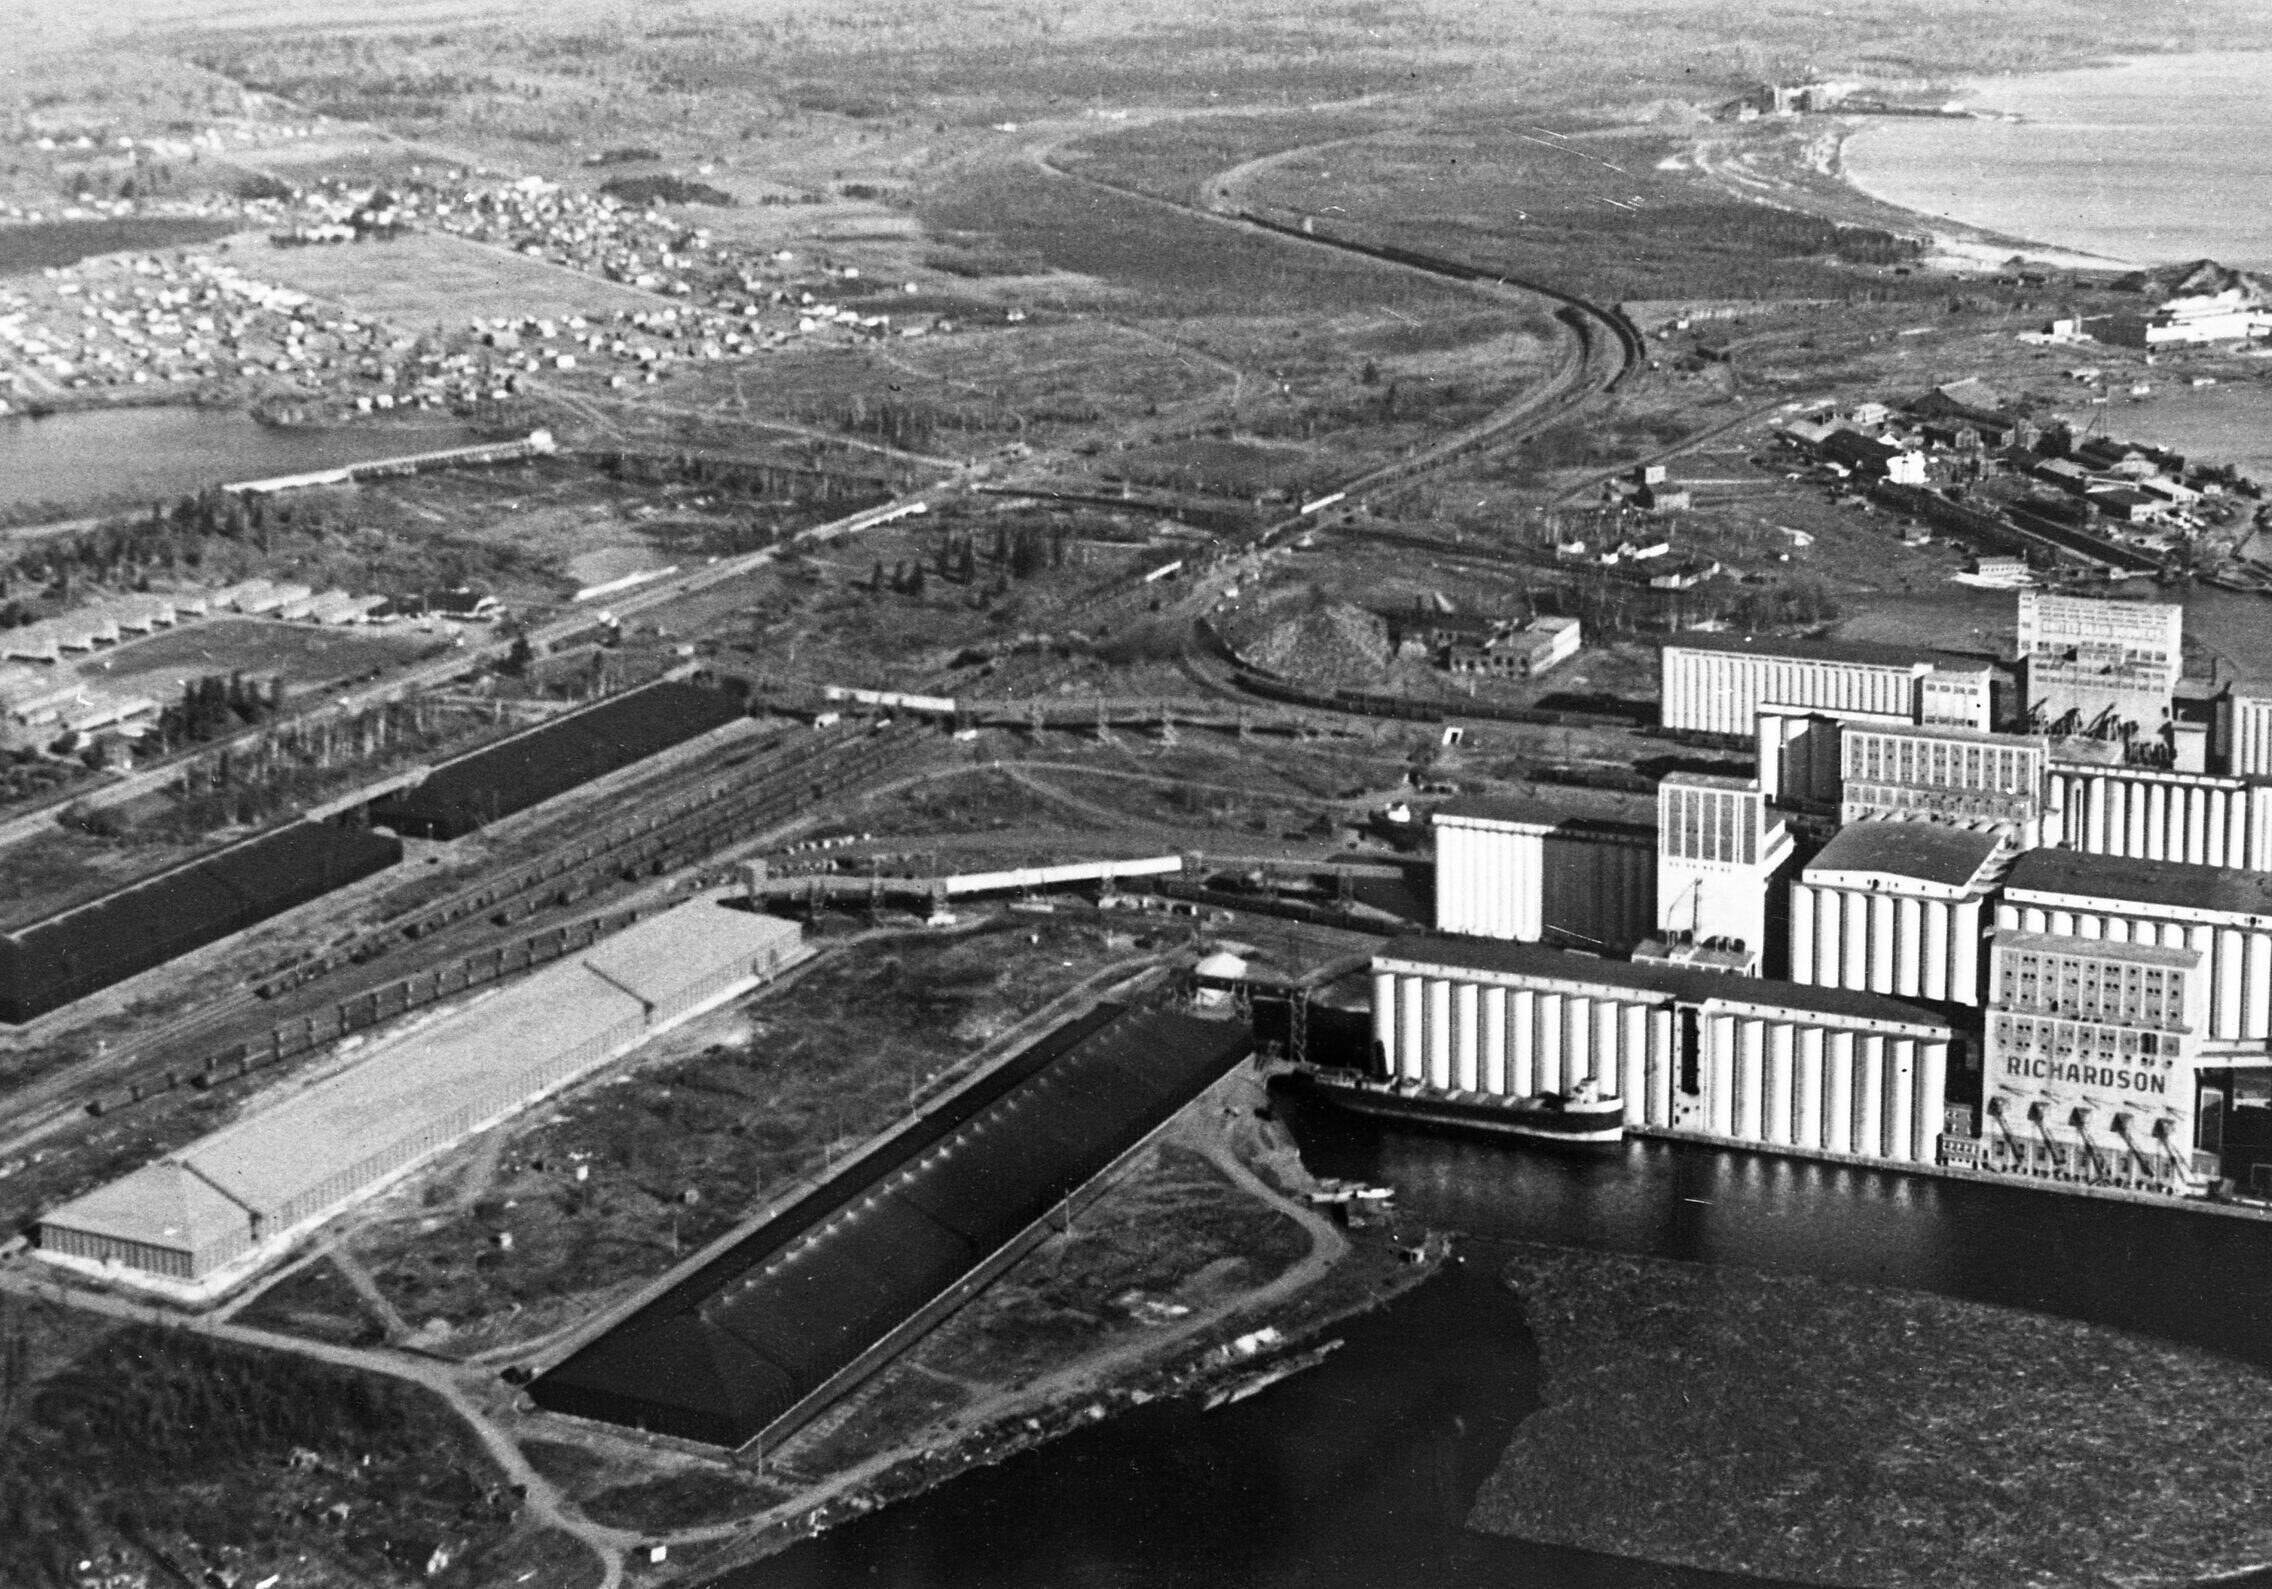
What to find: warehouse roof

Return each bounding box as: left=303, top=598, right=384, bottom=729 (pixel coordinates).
left=1991, top=928, right=2201, bottom=970
left=1374, top=934, right=1954, bottom=1032
left=41, top=1162, right=251, bottom=1260
left=369, top=680, right=743, bottom=840
left=2003, top=848, right=2272, bottom=919
left=1, top=822, right=402, bottom=1024
left=38, top=896, right=796, bottom=1259
left=1662, top=631, right=1985, bottom=673
left=1434, top=796, right=1654, bottom=841
left=1844, top=720, right=2042, bottom=750
left=1806, top=821, right=2001, bottom=890
left=581, top=903, right=801, bottom=1008
left=186, top=971, right=647, bottom=1222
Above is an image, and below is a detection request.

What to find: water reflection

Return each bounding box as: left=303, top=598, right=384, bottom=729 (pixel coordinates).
left=1295, top=1103, right=2272, bottom=1366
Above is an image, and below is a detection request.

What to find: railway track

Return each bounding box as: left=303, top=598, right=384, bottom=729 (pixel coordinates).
left=0, top=722, right=930, bottom=1143
left=10, top=129, right=1648, bottom=1156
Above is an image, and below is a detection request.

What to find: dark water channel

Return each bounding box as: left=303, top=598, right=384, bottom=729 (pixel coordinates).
left=716, top=1094, right=2272, bottom=1588
left=0, top=406, right=479, bottom=513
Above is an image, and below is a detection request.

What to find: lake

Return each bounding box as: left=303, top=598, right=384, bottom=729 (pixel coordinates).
left=1842, top=52, right=2272, bottom=272
left=0, top=405, right=481, bottom=515
left=718, top=1100, right=2272, bottom=1588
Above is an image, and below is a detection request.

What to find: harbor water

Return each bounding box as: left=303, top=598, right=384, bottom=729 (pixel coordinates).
left=719, top=1095, right=2272, bottom=1587
left=0, top=405, right=480, bottom=514
left=1842, top=52, right=2272, bottom=273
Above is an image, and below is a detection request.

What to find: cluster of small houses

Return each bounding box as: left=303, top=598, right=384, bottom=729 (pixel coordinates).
left=0, top=250, right=511, bottom=410
left=0, top=256, right=328, bottom=401
left=0, top=581, right=498, bottom=743
left=1, top=167, right=971, bottom=414
left=1541, top=465, right=1722, bottom=591
left=1773, top=378, right=2238, bottom=557
left=322, top=173, right=964, bottom=353
left=455, top=281, right=935, bottom=401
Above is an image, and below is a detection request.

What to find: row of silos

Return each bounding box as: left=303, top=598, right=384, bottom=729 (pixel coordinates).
left=1790, top=883, right=1985, bottom=1006
left=1432, top=801, right=1656, bottom=954
left=1373, top=964, right=1676, bottom=1125
left=1370, top=939, right=1954, bottom=1167
left=2046, top=765, right=2272, bottom=872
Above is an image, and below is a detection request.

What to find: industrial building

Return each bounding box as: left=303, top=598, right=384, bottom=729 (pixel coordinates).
left=0, top=820, right=403, bottom=1025
left=2014, top=591, right=2180, bottom=738
left=1790, top=822, right=2000, bottom=1006
left=1430, top=797, right=1655, bottom=953
left=1648, top=774, right=1791, bottom=973
left=1968, top=930, right=2211, bottom=1194
left=2017, top=590, right=2183, bottom=670
left=1371, top=936, right=1956, bottom=1165
left=369, top=678, right=744, bottom=840
left=532, top=1006, right=1253, bottom=1451
left=1838, top=721, right=2054, bottom=846
left=1660, top=632, right=1991, bottom=738
left=1996, top=849, right=2272, bottom=1046
left=36, top=897, right=803, bottom=1290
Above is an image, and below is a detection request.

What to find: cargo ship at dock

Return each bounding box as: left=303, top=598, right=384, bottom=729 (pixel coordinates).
left=1274, top=1064, right=1626, bottom=1146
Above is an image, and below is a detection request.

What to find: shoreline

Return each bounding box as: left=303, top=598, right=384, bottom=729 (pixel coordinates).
left=1833, top=50, right=2272, bottom=275
left=709, top=1229, right=1446, bottom=1578
left=519, top=1061, right=1453, bottom=1584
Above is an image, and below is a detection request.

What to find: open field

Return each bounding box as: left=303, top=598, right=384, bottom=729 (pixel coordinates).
left=1476, top=1243, right=2272, bottom=1587
left=247, top=229, right=668, bottom=327
left=1249, top=122, right=1936, bottom=307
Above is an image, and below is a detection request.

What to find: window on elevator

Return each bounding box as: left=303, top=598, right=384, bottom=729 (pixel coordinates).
left=2197, top=1085, right=2225, bottom=1154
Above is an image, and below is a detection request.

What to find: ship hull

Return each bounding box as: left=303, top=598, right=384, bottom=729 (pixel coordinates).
left=1280, top=1068, right=1625, bottom=1145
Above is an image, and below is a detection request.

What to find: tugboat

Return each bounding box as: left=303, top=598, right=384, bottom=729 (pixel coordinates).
left=1278, top=1063, right=1626, bottom=1146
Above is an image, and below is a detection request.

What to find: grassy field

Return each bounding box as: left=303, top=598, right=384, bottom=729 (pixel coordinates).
left=1249, top=122, right=1938, bottom=307
left=1058, top=110, right=1394, bottom=206
left=919, top=165, right=1502, bottom=324
left=246, top=229, right=664, bottom=327
left=1474, top=1244, right=2272, bottom=1587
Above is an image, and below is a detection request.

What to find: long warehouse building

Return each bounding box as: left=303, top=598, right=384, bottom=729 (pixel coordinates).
left=369, top=678, right=745, bottom=840
left=532, top=1006, right=1254, bottom=1452
left=36, top=897, right=803, bottom=1291
left=1660, top=633, right=1993, bottom=738
left=1373, top=936, right=1956, bottom=1166
left=0, top=819, right=402, bottom=1024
